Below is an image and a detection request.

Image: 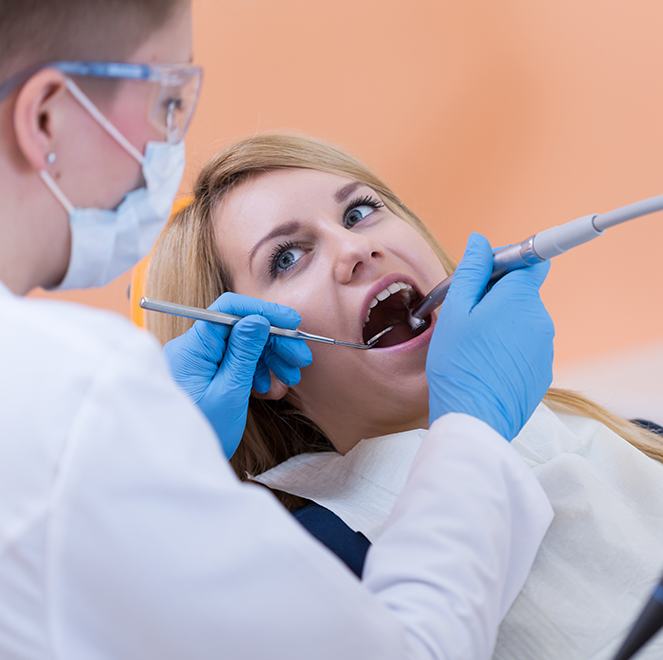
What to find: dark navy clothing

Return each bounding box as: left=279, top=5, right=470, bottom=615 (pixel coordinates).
left=292, top=502, right=370, bottom=578
left=292, top=419, right=663, bottom=580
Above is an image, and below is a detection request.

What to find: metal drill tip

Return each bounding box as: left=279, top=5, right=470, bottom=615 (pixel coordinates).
left=407, top=313, right=428, bottom=332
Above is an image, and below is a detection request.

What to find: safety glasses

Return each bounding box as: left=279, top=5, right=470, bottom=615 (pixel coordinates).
left=0, top=60, right=203, bottom=144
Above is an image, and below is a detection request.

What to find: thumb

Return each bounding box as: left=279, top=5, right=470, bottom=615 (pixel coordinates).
left=221, top=315, right=271, bottom=388
left=444, top=232, right=494, bottom=313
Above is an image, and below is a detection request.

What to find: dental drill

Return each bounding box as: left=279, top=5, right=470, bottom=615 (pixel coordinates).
left=408, top=193, right=663, bottom=330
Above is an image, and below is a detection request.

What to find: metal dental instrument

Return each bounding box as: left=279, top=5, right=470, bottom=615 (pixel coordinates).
left=408, top=193, right=663, bottom=330
left=140, top=297, right=394, bottom=349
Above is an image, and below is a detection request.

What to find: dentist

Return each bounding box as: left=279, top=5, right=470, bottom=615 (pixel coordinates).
left=0, top=1, right=554, bottom=658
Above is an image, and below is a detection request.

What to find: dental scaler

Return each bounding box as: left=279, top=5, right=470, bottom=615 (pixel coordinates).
left=408, top=193, right=663, bottom=330
left=140, top=298, right=394, bottom=349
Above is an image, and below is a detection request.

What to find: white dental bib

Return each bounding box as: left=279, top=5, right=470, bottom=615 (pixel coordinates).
left=253, top=404, right=663, bottom=659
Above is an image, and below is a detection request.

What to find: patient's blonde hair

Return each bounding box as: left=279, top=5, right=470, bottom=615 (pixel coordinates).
left=146, top=134, right=663, bottom=507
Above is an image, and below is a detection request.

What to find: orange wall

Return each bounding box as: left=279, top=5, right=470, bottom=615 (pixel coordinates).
left=34, top=0, right=663, bottom=367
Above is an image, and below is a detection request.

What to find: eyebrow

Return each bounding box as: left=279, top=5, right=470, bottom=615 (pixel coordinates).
left=334, top=181, right=363, bottom=203
left=249, top=220, right=301, bottom=269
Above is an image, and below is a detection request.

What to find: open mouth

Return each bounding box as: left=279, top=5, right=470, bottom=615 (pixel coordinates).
left=362, top=280, right=432, bottom=348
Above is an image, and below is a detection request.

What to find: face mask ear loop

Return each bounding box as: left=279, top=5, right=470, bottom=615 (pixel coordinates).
left=39, top=170, right=75, bottom=214
left=64, top=78, right=145, bottom=166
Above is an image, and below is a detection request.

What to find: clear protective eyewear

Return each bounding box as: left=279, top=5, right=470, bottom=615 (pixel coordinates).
left=0, top=60, right=203, bottom=144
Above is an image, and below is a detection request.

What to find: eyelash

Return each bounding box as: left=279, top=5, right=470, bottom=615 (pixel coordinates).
left=344, top=194, right=384, bottom=224
left=268, top=240, right=301, bottom=279
left=266, top=193, right=385, bottom=278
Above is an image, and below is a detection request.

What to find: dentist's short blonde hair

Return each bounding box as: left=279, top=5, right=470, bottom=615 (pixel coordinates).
left=146, top=133, right=662, bottom=506
left=0, top=0, right=185, bottom=81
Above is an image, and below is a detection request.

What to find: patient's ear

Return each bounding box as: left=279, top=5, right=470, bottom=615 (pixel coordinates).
left=252, top=373, right=289, bottom=401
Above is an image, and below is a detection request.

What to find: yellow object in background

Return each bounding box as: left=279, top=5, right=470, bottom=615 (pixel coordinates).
left=129, top=256, right=150, bottom=329
left=130, top=196, right=193, bottom=329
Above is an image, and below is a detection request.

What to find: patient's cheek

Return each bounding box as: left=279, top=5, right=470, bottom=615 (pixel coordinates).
left=274, top=292, right=326, bottom=334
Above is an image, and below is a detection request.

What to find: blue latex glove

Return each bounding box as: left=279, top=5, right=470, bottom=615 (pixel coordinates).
left=164, top=293, right=313, bottom=458
left=426, top=232, right=554, bottom=440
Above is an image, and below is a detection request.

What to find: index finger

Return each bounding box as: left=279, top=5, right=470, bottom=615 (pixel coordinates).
left=210, top=292, right=302, bottom=330
left=184, top=292, right=304, bottom=363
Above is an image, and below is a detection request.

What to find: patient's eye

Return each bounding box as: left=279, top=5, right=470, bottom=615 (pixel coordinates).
left=344, top=194, right=384, bottom=228
left=269, top=241, right=306, bottom=277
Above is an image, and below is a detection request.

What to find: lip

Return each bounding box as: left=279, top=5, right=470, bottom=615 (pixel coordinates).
left=368, top=313, right=436, bottom=354
left=359, top=272, right=423, bottom=340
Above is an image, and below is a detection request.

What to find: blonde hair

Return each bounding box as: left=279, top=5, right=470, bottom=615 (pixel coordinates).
left=146, top=134, right=663, bottom=507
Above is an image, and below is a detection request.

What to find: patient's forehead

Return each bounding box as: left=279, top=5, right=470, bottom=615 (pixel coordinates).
left=212, top=168, right=358, bottom=266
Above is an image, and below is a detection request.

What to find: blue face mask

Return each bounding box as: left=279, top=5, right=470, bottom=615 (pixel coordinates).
left=40, top=78, right=185, bottom=290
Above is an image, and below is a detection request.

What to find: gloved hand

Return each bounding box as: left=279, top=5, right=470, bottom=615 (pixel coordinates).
left=426, top=232, right=554, bottom=440
left=164, top=293, right=312, bottom=458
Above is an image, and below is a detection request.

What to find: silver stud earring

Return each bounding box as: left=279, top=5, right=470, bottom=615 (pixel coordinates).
left=46, top=152, right=57, bottom=165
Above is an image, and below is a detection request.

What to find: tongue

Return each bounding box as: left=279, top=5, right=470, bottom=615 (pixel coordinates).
left=373, top=322, right=416, bottom=348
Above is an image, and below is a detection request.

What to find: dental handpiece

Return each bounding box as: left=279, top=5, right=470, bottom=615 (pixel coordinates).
left=408, top=193, right=663, bottom=329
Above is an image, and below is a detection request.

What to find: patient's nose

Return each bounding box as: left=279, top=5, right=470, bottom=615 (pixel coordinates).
left=332, top=231, right=383, bottom=284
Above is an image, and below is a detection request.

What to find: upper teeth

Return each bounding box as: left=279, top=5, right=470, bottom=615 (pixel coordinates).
left=364, top=281, right=414, bottom=324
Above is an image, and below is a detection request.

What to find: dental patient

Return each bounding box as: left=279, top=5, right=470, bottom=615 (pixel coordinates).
left=146, top=134, right=663, bottom=659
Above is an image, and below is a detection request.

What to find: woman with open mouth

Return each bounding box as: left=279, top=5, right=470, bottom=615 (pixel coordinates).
left=145, top=133, right=663, bottom=659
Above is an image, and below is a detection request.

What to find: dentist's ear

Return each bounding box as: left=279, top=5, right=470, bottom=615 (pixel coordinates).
left=13, top=68, right=68, bottom=171
left=252, top=373, right=290, bottom=401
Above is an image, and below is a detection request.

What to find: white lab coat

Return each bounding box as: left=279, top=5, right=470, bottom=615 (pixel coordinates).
left=0, top=281, right=553, bottom=660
